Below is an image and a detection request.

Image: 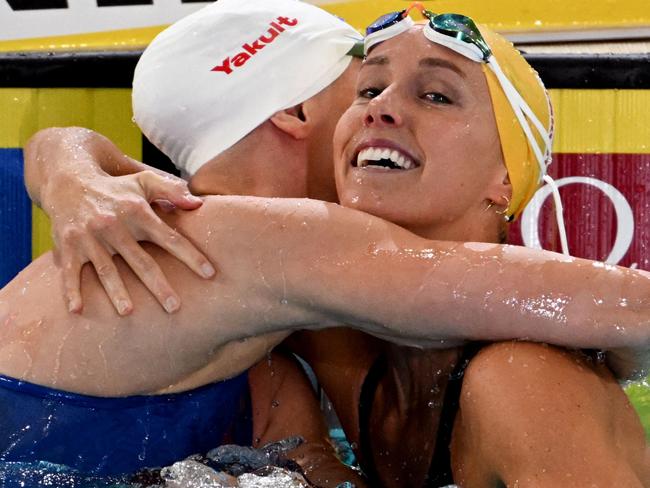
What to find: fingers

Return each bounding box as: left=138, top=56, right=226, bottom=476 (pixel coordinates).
left=121, top=196, right=216, bottom=280
left=138, top=170, right=203, bottom=210
left=142, top=209, right=216, bottom=280
left=101, top=224, right=182, bottom=314
left=80, top=238, right=133, bottom=316
left=60, top=216, right=134, bottom=316
left=49, top=170, right=212, bottom=316
left=62, top=258, right=83, bottom=313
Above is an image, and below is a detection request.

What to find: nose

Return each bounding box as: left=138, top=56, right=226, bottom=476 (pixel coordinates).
left=364, top=92, right=403, bottom=128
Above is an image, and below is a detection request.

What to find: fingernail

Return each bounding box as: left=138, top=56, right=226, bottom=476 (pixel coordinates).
left=68, top=299, right=80, bottom=313
left=201, top=263, right=216, bottom=278
left=164, top=296, right=180, bottom=313
left=117, top=300, right=132, bottom=315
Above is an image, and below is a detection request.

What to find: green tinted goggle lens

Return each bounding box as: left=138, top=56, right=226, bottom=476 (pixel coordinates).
left=429, top=13, right=492, bottom=61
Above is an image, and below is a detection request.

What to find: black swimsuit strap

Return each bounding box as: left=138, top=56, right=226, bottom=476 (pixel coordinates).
left=358, top=344, right=485, bottom=488
left=358, top=352, right=388, bottom=488
left=427, top=342, right=485, bottom=487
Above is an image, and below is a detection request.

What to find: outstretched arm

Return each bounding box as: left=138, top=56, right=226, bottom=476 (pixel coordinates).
left=178, top=197, right=650, bottom=355
left=3, top=195, right=648, bottom=396
left=29, top=130, right=648, bottom=375
left=24, top=127, right=214, bottom=314
left=124, top=195, right=650, bottom=380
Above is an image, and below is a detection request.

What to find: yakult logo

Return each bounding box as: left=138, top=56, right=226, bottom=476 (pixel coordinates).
left=211, top=16, right=299, bottom=75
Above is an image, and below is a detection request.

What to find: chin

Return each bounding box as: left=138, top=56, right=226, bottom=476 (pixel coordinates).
left=340, top=192, right=409, bottom=226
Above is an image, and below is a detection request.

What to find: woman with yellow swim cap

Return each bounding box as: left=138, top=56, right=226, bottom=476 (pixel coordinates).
left=329, top=3, right=647, bottom=486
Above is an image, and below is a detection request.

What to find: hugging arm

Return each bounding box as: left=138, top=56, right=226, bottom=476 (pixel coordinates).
left=24, top=127, right=214, bottom=314
left=23, top=129, right=650, bottom=378
left=5, top=194, right=649, bottom=385
left=162, top=196, right=650, bottom=378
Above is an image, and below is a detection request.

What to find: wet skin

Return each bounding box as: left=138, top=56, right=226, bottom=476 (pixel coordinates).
left=310, top=27, right=508, bottom=486
left=300, top=27, right=649, bottom=487
left=334, top=28, right=507, bottom=242
left=20, top=24, right=650, bottom=488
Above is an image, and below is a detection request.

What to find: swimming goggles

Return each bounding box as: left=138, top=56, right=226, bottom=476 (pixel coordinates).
left=364, top=3, right=569, bottom=255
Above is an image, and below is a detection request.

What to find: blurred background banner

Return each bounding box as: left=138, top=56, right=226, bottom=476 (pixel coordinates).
left=1, top=0, right=650, bottom=51
left=508, top=89, right=650, bottom=272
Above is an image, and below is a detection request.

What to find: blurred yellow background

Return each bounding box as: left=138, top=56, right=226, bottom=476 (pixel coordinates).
left=1, top=0, right=649, bottom=52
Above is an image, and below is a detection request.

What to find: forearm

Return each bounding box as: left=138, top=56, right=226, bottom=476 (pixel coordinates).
left=249, top=351, right=367, bottom=488
left=24, top=127, right=149, bottom=206
left=310, top=236, right=650, bottom=351
left=217, top=197, right=650, bottom=352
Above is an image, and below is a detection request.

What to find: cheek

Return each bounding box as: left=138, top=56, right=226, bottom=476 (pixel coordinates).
left=333, top=107, right=363, bottom=164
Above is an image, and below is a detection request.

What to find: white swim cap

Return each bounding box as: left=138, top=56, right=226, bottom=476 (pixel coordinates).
left=133, top=0, right=362, bottom=176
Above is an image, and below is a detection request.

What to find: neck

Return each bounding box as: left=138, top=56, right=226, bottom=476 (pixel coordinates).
left=189, top=122, right=310, bottom=198
left=406, top=211, right=504, bottom=244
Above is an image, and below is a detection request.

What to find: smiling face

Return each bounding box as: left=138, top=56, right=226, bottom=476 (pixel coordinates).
left=333, top=26, right=510, bottom=242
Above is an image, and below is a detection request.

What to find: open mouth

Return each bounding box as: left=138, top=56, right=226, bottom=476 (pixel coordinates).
left=353, top=146, right=420, bottom=170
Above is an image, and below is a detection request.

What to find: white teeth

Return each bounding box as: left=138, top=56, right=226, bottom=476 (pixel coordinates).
left=355, top=146, right=416, bottom=170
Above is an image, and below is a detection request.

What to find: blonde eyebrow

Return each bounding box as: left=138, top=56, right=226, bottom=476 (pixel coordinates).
left=363, top=55, right=466, bottom=79
left=419, top=57, right=466, bottom=78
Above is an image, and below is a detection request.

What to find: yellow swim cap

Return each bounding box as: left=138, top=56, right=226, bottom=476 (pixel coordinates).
left=478, top=25, right=553, bottom=219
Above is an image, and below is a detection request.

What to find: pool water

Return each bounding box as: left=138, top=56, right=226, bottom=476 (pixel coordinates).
left=1, top=384, right=648, bottom=487
left=0, top=461, right=131, bottom=488
left=626, top=381, right=650, bottom=440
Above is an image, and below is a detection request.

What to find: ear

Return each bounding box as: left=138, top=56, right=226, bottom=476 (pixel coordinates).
left=270, top=104, right=311, bottom=140
left=485, top=165, right=513, bottom=210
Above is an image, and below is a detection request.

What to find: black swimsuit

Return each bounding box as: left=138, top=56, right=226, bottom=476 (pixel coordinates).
left=358, top=344, right=483, bottom=487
